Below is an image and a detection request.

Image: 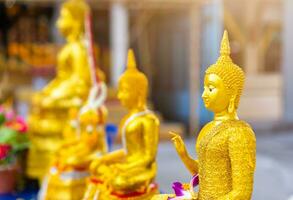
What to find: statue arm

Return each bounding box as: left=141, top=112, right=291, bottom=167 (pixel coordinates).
left=121, top=117, right=160, bottom=170
left=217, top=127, right=256, bottom=200
left=179, top=153, right=198, bottom=175
left=100, top=149, right=126, bottom=163
left=90, top=149, right=126, bottom=173
left=171, top=132, right=198, bottom=175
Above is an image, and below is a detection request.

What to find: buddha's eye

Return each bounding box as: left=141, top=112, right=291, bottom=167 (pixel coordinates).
left=209, top=87, right=214, bottom=92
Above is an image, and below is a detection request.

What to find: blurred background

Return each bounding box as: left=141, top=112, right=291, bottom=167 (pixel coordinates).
left=0, top=0, right=292, bottom=200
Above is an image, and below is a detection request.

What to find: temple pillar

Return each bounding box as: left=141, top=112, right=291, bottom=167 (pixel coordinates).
left=110, top=2, right=129, bottom=87
left=283, top=0, right=293, bottom=122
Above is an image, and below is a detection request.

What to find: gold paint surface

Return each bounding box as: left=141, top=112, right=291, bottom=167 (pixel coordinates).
left=27, top=0, right=91, bottom=180
left=83, top=50, right=160, bottom=200
left=153, top=31, right=256, bottom=200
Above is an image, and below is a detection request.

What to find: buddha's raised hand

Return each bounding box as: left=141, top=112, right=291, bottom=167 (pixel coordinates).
left=170, top=131, right=187, bottom=157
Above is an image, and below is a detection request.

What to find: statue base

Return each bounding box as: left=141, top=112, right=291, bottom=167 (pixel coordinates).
left=83, top=178, right=159, bottom=200
left=39, top=167, right=90, bottom=200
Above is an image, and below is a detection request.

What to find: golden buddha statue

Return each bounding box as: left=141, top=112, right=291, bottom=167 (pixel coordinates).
left=33, top=0, right=91, bottom=108
left=27, top=0, right=92, bottom=180
left=83, top=50, right=160, bottom=200
left=152, top=31, right=256, bottom=200
left=38, top=87, right=108, bottom=200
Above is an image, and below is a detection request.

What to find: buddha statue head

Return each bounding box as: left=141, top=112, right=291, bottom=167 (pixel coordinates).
left=57, top=0, right=89, bottom=38
left=202, top=31, right=245, bottom=114
left=118, top=49, right=148, bottom=110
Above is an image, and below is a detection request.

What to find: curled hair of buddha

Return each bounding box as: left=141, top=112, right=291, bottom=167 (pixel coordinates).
left=62, top=0, right=89, bottom=27
left=205, top=30, right=245, bottom=108
left=119, top=49, right=148, bottom=98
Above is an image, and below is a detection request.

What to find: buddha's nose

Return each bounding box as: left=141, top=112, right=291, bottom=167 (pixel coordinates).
left=202, top=90, right=207, bottom=99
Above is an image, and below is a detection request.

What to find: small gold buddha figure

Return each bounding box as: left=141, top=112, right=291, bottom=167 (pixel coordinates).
left=27, top=0, right=92, bottom=180
left=152, top=31, right=256, bottom=200
left=83, top=50, right=160, bottom=200
left=38, top=99, right=108, bottom=200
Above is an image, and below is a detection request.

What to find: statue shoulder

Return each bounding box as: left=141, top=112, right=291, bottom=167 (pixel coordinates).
left=197, top=121, right=215, bottom=139
left=226, top=120, right=256, bottom=169
left=234, top=120, right=254, bottom=133
left=226, top=120, right=256, bottom=143
left=143, top=111, right=160, bottom=126
left=201, top=121, right=215, bottom=132
left=70, top=42, right=87, bottom=57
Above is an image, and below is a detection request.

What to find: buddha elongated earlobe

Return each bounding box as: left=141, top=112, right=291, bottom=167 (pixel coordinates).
left=228, top=97, right=235, bottom=114
left=137, top=93, right=146, bottom=108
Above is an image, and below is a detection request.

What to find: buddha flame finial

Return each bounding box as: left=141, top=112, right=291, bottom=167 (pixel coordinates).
left=119, top=48, right=148, bottom=96
left=216, top=30, right=232, bottom=64
left=127, top=49, right=137, bottom=71
left=220, top=30, right=231, bottom=56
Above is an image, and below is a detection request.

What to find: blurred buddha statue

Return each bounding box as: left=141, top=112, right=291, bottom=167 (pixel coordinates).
left=83, top=50, right=160, bottom=200
left=39, top=81, right=108, bottom=200
left=27, top=0, right=92, bottom=180
left=33, top=0, right=91, bottom=108
left=152, top=31, right=256, bottom=200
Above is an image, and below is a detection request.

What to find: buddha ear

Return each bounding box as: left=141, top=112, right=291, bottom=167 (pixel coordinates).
left=138, top=91, right=146, bottom=105
left=228, top=95, right=236, bottom=114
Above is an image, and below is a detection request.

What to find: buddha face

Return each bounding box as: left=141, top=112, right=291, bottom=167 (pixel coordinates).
left=118, top=81, right=141, bottom=110
left=57, top=8, right=75, bottom=37
left=202, top=74, right=231, bottom=113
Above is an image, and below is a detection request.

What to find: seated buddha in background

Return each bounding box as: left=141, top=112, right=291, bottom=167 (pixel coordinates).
left=39, top=95, right=108, bottom=200
left=33, top=0, right=91, bottom=108
left=27, top=0, right=92, bottom=180
left=152, top=31, right=256, bottom=200
left=82, top=50, right=160, bottom=200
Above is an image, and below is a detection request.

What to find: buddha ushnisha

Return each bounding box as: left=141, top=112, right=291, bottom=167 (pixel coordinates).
left=152, top=31, right=256, bottom=200
left=83, top=50, right=160, bottom=200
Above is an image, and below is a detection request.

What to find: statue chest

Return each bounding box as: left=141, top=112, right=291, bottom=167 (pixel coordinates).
left=197, top=130, right=232, bottom=199
left=57, top=45, right=73, bottom=70
left=195, top=120, right=250, bottom=199
left=198, top=130, right=230, bottom=168
left=121, top=118, right=144, bottom=154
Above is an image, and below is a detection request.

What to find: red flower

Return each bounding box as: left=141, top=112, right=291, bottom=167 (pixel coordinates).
left=0, top=144, right=11, bottom=160
left=15, top=117, right=28, bottom=133
left=5, top=116, right=28, bottom=133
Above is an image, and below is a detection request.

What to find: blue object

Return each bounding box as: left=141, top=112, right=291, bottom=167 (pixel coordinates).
left=0, top=189, right=38, bottom=200
left=105, top=124, right=118, bottom=151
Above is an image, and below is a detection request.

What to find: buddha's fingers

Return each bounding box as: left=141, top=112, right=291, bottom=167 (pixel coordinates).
left=169, top=131, right=180, bottom=140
